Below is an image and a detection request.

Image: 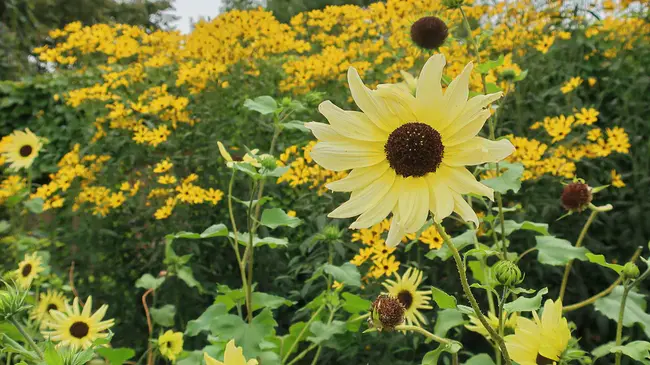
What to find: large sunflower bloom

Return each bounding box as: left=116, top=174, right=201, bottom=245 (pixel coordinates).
left=505, top=299, right=571, bottom=365
left=0, top=129, right=42, bottom=170
left=15, top=252, right=44, bottom=289
left=42, top=296, right=115, bottom=349
left=307, top=54, right=514, bottom=247
left=204, top=340, right=258, bottom=365
left=382, top=267, right=432, bottom=326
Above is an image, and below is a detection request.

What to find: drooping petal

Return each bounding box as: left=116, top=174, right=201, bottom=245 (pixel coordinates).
left=348, top=67, right=399, bottom=132
left=427, top=174, right=454, bottom=222
left=441, top=109, right=491, bottom=146
left=350, top=177, right=403, bottom=229
left=398, top=178, right=430, bottom=233
left=437, top=165, right=494, bottom=200
left=318, top=101, right=387, bottom=141
left=325, top=162, right=390, bottom=192
left=328, top=168, right=396, bottom=218
left=310, top=140, right=385, bottom=171
left=386, top=211, right=406, bottom=248
left=452, top=192, right=479, bottom=226
left=443, top=137, right=515, bottom=166
left=439, top=62, right=473, bottom=130
left=416, top=55, right=446, bottom=129
left=305, top=122, right=346, bottom=142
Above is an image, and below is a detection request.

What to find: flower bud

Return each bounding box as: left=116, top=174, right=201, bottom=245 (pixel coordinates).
left=410, top=16, right=449, bottom=50
left=622, top=263, right=640, bottom=280
left=369, top=294, right=404, bottom=331
left=322, top=225, right=342, bottom=242
left=500, top=69, right=517, bottom=81
left=259, top=154, right=277, bottom=170
left=442, top=0, right=465, bottom=9
left=492, top=260, right=524, bottom=287
left=0, top=281, right=30, bottom=320
left=561, top=182, right=592, bottom=212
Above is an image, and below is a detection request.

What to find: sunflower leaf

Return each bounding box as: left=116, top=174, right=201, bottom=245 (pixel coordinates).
left=151, top=305, right=176, bottom=327
left=95, top=348, right=136, bottom=365
left=586, top=253, right=624, bottom=274
left=135, top=274, right=165, bottom=290
left=244, top=96, right=278, bottom=115
left=609, top=341, right=650, bottom=362
left=481, top=162, right=524, bottom=194
left=307, top=320, right=346, bottom=345
left=431, top=287, right=457, bottom=309
left=595, top=286, right=650, bottom=339
left=465, top=354, right=496, bottom=365
left=341, top=293, right=371, bottom=314
left=500, top=220, right=550, bottom=236
left=322, top=263, right=361, bottom=287
left=260, top=208, right=302, bottom=229
left=504, top=287, right=548, bottom=313
left=535, top=236, right=591, bottom=266
left=24, top=198, right=44, bottom=214
left=426, top=230, right=476, bottom=261
left=434, top=308, right=466, bottom=338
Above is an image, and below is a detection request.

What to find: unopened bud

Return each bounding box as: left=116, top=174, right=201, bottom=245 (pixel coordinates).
left=442, top=0, right=465, bottom=9
left=500, top=69, right=517, bottom=81
left=259, top=154, right=277, bottom=170
left=622, top=263, right=640, bottom=280
left=492, top=260, right=524, bottom=287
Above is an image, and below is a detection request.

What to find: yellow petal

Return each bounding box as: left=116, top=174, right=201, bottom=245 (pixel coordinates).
left=416, top=55, right=446, bottom=128
left=438, top=165, right=494, bottom=200
left=347, top=67, right=398, bottom=132
left=427, top=174, right=454, bottom=222
left=217, top=142, right=233, bottom=162
left=328, top=168, right=396, bottom=218
left=398, top=178, right=430, bottom=233
left=305, top=122, right=346, bottom=142
left=204, top=352, right=224, bottom=365
left=350, top=177, right=402, bottom=229
left=439, top=62, right=473, bottom=130
left=386, top=210, right=405, bottom=247
left=325, top=162, right=390, bottom=192
left=310, top=141, right=385, bottom=171
left=452, top=193, right=478, bottom=226
left=442, top=109, right=491, bottom=147
left=443, top=137, right=514, bottom=166
left=318, top=101, right=387, bottom=141
left=375, top=86, right=419, bottom=125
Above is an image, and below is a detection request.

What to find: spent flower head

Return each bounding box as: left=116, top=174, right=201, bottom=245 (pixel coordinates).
left=561, top=181, right=592, bottom=213
left=410, top=16, right=449, bottom=50
left=369, top=294, right=405, bottom=331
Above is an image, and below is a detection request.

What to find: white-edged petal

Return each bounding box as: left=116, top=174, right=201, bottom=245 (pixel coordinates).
left=437, top=165, right=494, bottom=200
left=452, top=193, right=479, bottom=226
left=310, top=140, right=385, bottom=171
left=442, top=109, right=491, bottom=146
left=427, top=174, right=454, bottom=222
left=328, top=168, right=396, bottom=218
left=326, top=162, right=390, bottom=192
left=348, top=67, right=398, bottom=132
left=386, top=211, right=406, bottom=248
left=305, top=122, right=346, bottom=142
left=318, top=101, right=387, bottom=141
left=398, top=178, right=430, bottom=233
left=439, top=62, right=473, bottom=130
left=444, top=137, right=515, bottom=166
left=349, top=177, right=403, bottom=229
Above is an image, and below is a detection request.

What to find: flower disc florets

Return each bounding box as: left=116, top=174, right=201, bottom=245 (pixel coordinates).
left=384, top=122, right=444, bottom=177
left=370, top=294, right=405, bottom=331
left=561, top=182, right=592, bottom=212
left=410, top=16, right=449, bottom=50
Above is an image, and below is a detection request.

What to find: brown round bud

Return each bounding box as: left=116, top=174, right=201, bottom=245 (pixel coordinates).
left=370, top=294, right=405, bottom=331
left=561, top=182, right=592, bottom=212
left=410, top=17, right=449, bottom=50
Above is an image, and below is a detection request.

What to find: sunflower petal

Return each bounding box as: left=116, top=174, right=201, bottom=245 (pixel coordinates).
left=318, top=101, right=388, bottom=141
left=438, top=165, right=494, bottom=200
left=348, top=67, right=398, bottom=132
left=310, top=141, right=385, bottom=171
left=328, top=168, right=396, bottom=218
left=305, top=122, right=346, bottom=142
left=442, top=109, right=491, bottom=146
left=349, top=177, right=402, bottom=229
left=325, top=162, right=390, bottom=192
left=386, top=211, right=406, bottom=248
left=439, top=62, right=473, bottom=129
left=444, top=137, right=514, bottom=166
left=416, top=55, right=446, bottom=128
left=452, top=192, right=479, bottom=226
left=427, top=175, right=454, bottom=222
left=398, top=178, right=430, bottom=233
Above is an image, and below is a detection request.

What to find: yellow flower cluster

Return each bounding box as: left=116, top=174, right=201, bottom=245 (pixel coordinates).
left=277, top=142, right=347, bottom=195
left=0, top=175, right=26, bottom=204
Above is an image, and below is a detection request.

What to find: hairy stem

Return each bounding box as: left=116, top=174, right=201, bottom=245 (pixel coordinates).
left=10, top=317, right=44, bottom=360
left=559, top=210, right=598, bottom=301
left=614, top=284, right=630, bottom=365
left=394, top=325, right=455, bottom=345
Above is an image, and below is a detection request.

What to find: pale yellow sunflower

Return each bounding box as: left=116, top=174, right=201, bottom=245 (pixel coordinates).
left=31, top=290, right=68, bottom=327
left=42, top=296, right=115, bottom=349
left=505, top=299, right=571, bottom=365
left=158, top=330, right=184, bottom=361
left=382, top=267, right=432, bottom=326
left=1, top=129, right=43, bottom=170
left=15, top=252, right=44, bottom=289
left=204, top=339, right=258, bottom=365
left=307, top=54, right=514, bottom=247
left=465, top=311, right=518, bottom=338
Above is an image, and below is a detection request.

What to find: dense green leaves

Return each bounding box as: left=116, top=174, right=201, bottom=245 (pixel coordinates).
left=595, top=287, right=650, bottom=338
left=307, top=320, right=346, bottom=345
left=323, top=263, right=361, bottom=287
left=431, top=287, right=457, bottom=309
left=504, top=288, right=548, bottom=313
left=95, top=348, right=136, bottom=365
left=501, top=220, right=549, bottom=236
left=481, top=162, right=524, bottom=194
left=260, top=208, right=302, bottom=229
left=609, top=341, right=650, bottom=362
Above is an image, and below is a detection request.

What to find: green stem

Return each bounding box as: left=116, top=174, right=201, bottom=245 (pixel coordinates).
left=310, top=346, right=323, bottom=365
left=452, top=353, right=459, bottom=365
left=434, top=222, right=512, bottom=365
left=282, top=303, right=326, bottom=364
left=227, top=171, right=251, bottom=321
left=394, top=325, right=455, bottom=345
left=286, top=344, right=318, bottom=365
left=497, top=286, right=508, bottom=358
left=495, top=193, right=508, bottom=258
left=614, top=284, right=630, bottom=365
left=558, top=210, right=598, bottom=301
left=9, top=317, right=44, bottom=360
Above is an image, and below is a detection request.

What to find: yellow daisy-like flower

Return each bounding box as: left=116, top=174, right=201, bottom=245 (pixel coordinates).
left=42, top=296, right=115, bottom=349
left=15, top=252, right=44, bottom=289
left=31, top=290, right=68, bottom=327
left=505, top=299, right=571, bottom=365
left=217, top=141, right=260, bottom=168
left=1, top=129, right=43, bottom=170
left=465, top=311, right=517, bottom=338
left=307, top=55, right=514, bottom=247
left=158, top=330, right=184, bottom=361
left=382, top=267, right=432, bottom=326
left=611, top=169, right=625, bottom=188
left=204, top=340, right=259, bottom=365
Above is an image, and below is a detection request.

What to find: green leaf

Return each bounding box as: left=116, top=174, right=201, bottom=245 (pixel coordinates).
left=150, top=305, right=176, bottom=327
left=307, top=320, right=346, bottom=344
left=485, top=82, right=503, bottom=94
left=24, top=198, right=44, bottom=214
left=535, top=236, right=591, bottom=266
left=434, top=308, right=466, bottom=338
left=95, top=348, right=136, bottom=365
left=283, top=121, right=309, bottom=132
left=431, top=287, right=457, bottom=309
left=260, top=208, right=302, bottom=229
left=244, top=96, right=278, bottom=115
left=252, top=292, right=293, bottom=311
left=595, top=286, right=650, bottom=339
left=501, top=220, right=549, bottom=236
left=176, top=267, right=203, bottom=292
left=592, top=340, right=618, bottom=360
left=481, top=162, right=524, bottom=194
left=323, top=263, right=361, bottom=287
left=200, top=224, right=228, bottom=238
left=228, top=232, right=289, bottom=248
left=185, top=303, right=228, bottom=336
left=341, top=293, right=371, bottom=314
left=209, top=309, right=278, bottom=360
left=586, top=253, right=624, bottom=274
left=465, top=354, right=496, bottom=365
left=0, top=220, right=11, bottom=233
left=43, top=343, right=64, bottom=365
left=476, top=55, right=505, bottom=73
left=504, top=288, right=548, bottom=313
left=468, top=261, right=488, bottom=285
left=514, top=70, right=528, bottom=81
left=280, top=322, right=307, bottom=357
left=421, top=342, right=462, bottom=365
left=609, top=341, right=650, bottom=362
left=135, top=274, right=165, bottom=290
left=426, top=230, right=476, bottom=261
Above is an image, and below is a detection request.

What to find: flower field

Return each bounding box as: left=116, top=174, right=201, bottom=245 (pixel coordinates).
left=1, top=0, right=650, bottom=364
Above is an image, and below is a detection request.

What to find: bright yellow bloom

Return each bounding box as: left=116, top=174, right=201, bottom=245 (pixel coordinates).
left=611, top=169, right=625, bottom=188
left=371, top=255, right=400, bottom=278
left=43, top=296, right=115, bottom=349
left=15, top=253, right=44, bottom=289
left=31, top=291, right=69, bottom=328
left=560, top=77, right=583, bottom=94
left=466, top=311, right=517, bottom=338
left=505, top=299, right=571, bottom=365
left=574, top=108, right=599, bottom=126
left=588, top=77, right=597, bottom=86
left=382, top=268, right=432, bottom=326
left=158, top=330, right=184, bottom=361
left=218, top=142, right=260, bottom=168
left=1, top=129, right=43, bottom=170
left=204, top=340, right=258, bottom=365
left=308, top=55, right=513, bottom=247
left=587, top=128, right=602, bottom=141
left=535, top=35, right=555, bottom=54
left=158, top=175, right=177, bottom=185
left=154, top=159, right=173, bottom=173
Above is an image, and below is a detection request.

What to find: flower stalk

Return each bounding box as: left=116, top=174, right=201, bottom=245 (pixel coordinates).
left=9, top=317, right=44, bottom=360
left=615, top=263, right=650, bottom=365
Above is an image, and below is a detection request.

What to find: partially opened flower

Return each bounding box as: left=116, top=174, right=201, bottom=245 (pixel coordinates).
left=307, top=54, right=514, bottom=247
left=204, top=339, right=258, bottom=365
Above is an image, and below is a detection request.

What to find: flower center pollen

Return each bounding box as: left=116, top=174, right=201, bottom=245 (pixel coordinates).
left=397, top=290, right=414, bottom=310
left=19, top=145, right=33, bottom=157
left=384, top=122, right=444, bottom=177
left=69, top=321, right=90, bottom=339
left=47, top=304, right=58, bottom=311
left=21, top=264, right=32, bottom=277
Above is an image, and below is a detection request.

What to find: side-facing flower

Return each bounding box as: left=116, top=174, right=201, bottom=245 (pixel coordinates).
left=217, top=142, right=260, bottom=168
left=307, top=54, right=514, bottom=247
left=0, top=129, right=43, bottom=170
left=42, top=296, right=115, bottom=349
left=382, top=267, right=432, bottom=326
left=158, top=330, right=184, bottom=361
left=505, top=299, right=571, bottom=365
left=31, top=290, right=68, bottom=327
left=15, top=252, right=44, bottom=289
left=204, top=339, right=258, bottom=365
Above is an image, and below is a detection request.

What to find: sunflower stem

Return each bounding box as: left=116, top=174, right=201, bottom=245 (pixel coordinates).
left=227, top=170, right=252, bottom=322
left=558, top=210, right=598, bottom=302
left=9, top=317, right=44, bottom=360
left=282, top=303, right=326, bottom=364
left=614, top=283, right=631, bottom=365
left=434, top=222, right=512, bottom=365
left=394, top=325, right=455, bottom=346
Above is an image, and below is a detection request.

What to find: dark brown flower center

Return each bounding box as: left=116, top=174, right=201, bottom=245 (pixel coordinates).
left=561, top=182, right=592, bottom=212
left=69, top=321, right=90, bottom=339
left=410, top=16, right=449, bottom=50
left=536, top=354, right=555, bottom=365
left=385, top=122, right=444, bottom=177
left=19, top=145, right=33, bottom=157
left=397, top=290, right=414, bottom=310
left=47, top=304, right=58, bottom=312
left=21, top=264, right=32, bottom=277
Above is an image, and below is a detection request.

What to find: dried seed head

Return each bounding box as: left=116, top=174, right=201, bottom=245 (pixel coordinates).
left=410, top=16, right=449, bottom=50
left=561, top=182, right=592, bottom=212
left=370, top=294, right=405, bottom=331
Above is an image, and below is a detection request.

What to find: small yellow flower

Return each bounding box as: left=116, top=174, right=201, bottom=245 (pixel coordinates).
left=204, top=340, right=258, bottom=365
left=1, top=129, right=43, bottom=170
left=31, top=291, right=68, bottom=327
left=611, top=169, right=625, bottom=188
left=332, top=281, right=343, bottom=289
left=574, top=108, right=599, bottom=126
left=154, top=159, right=173, bottom=173
left=158, top=330, right=184, bottom=361
left=158, top=175, right=177, bottom=185
left=287, top=210, right=297, bottom=217
left=15, top=253, right=44, bottom=289
left=587, top=128, right=602, bottom=141
left=587, top=77, right=597, bottom=87
left=560, top=77, right=583, bottom=94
